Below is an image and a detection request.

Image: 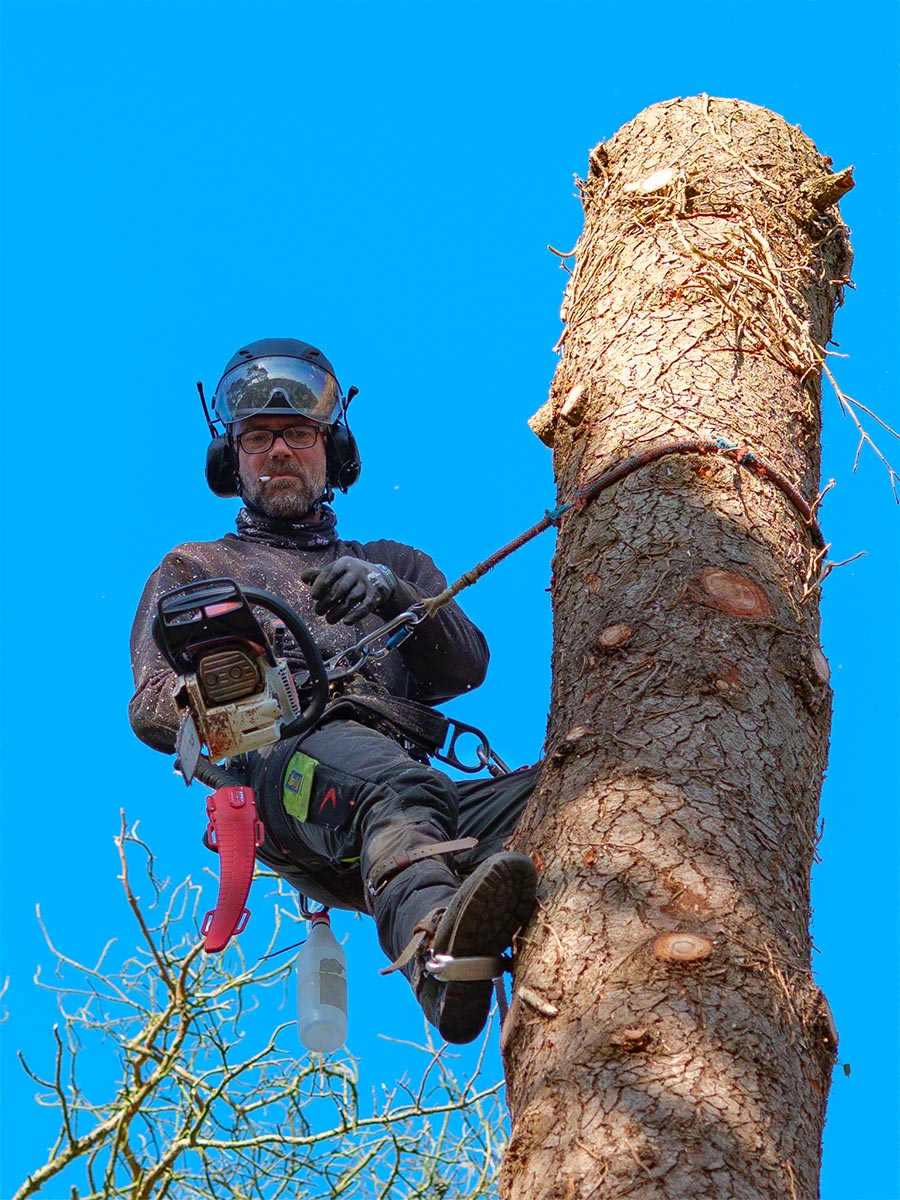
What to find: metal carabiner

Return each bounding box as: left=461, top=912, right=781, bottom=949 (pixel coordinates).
left=322, top=607, right=427, bottom=678
left=476, top=741, right=513, bottom=779
left=358, top=607, right=427, bottom=661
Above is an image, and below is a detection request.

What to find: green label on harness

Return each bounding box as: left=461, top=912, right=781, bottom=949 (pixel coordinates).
left=282, top=751, right=318, bottom=822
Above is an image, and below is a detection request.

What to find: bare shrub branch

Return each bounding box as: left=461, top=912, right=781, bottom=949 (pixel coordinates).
left=13, top=813, right=505, bottom=1200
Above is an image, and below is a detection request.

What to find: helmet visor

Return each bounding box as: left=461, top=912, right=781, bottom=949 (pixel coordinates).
left=213, top=356, right=343, bottom=425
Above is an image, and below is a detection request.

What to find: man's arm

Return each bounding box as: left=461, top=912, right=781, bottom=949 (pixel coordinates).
left=360, top=541, right=490, bottom=705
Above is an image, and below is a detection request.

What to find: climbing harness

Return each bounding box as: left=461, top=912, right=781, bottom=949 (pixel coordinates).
left=322, top=686, right=511, bottom=777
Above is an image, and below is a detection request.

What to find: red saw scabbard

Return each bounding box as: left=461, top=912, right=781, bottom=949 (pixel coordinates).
left=201, top=786, right=265, bottom=952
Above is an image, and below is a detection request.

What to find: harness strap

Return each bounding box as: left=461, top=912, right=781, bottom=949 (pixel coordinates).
left=381, top=926, right=511, bottom=981
left=324, top=693, right=450, bottom=755
left=366, top=836, right=479, bottom=902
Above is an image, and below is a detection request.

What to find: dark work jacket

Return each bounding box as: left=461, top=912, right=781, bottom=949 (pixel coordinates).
left=129, top=514, right=489, bottom=754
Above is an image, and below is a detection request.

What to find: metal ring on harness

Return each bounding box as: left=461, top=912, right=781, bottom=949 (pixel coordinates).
left=436, top=719, right=512, bottom=777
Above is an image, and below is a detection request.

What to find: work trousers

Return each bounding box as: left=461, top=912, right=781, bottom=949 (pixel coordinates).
left=247, top=718, right=539, bottom=965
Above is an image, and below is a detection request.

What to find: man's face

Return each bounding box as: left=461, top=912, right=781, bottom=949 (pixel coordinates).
left=234, top=414, right=328, bottom=519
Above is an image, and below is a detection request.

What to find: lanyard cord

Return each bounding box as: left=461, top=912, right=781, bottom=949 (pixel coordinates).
left=421, top=438, right=826, bottom=618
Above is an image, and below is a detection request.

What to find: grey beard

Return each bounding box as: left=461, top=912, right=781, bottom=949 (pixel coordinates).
left=242, top=467, right=326, bottom=519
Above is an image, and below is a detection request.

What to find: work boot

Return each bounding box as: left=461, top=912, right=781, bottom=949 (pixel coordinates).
left=411, top=851, right=538, bottom=1044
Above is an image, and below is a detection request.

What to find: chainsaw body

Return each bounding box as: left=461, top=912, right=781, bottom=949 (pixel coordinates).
left=154, top=578, right=328, bottom=764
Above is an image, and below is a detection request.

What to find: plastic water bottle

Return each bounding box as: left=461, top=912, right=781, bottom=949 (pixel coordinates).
left=296, top=913, right=348, bottom=1053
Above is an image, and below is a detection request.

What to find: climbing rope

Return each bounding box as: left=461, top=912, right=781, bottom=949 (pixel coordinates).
left=421, top=438, right=826, bottom=617
left=493, top=976, right=510, bottom=1024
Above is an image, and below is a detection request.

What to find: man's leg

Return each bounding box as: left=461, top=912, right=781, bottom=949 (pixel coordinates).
left=250, top=720, right=537, bottom=1042
left=250, top=718, right=459, bottom=925
left=452, top=764, right=541, bottom=875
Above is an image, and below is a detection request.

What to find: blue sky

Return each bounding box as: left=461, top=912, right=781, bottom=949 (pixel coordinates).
left=1, top=2, right=897, bottom=1197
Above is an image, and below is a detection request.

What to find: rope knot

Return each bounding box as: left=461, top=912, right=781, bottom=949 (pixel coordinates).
left=544, top=503, right=572, bottom=526
left=736, top=446, right=764, bottom=473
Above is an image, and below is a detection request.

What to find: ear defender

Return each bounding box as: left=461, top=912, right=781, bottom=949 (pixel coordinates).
left=206, top=436, right=241, bottom=498
left=327, top=424, right=362, bottom=493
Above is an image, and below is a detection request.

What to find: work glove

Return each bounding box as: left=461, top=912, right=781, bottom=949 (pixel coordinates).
left=301, top=557, right=399, bottom=626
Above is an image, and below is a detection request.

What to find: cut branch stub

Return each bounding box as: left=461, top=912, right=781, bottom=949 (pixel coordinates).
left=550, top=725, right=593, bottom=763
left=611, top=1026, right=653, bottom=1052
left=560, top=384, right=587, bottom=426
left=814, top=990, right=839, bottom=1053
left=693, top=568, right=775, bottom=618
left=808, top=645, right=830, bottom=686
left=652, top=933, right=714, bottom=963
left=597, top=623, right=633, bottom=648
left=715, top=661, right=742, bottom=692
left=528, top=400, right=555, bottom=447
left=800, top=165, right=855, bottom=212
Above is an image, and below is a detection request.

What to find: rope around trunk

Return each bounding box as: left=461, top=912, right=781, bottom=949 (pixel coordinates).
left=421, top=438, right=826, bottom=617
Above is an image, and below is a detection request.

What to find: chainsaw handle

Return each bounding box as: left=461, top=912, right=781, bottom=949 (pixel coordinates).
left=240, top=586, right=329, bottom=738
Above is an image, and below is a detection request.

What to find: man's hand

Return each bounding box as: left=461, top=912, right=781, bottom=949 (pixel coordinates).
left=301, top=558, right=399, bottom=626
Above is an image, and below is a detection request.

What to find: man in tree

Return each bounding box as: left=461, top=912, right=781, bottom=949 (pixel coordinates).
left=129, top=337, right=537, bottom=1044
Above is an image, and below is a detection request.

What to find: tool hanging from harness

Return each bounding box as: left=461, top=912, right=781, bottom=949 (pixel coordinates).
left=152, top=578, right=509, bottom=952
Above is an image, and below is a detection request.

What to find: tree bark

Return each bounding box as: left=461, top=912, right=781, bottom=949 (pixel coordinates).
left=502, top=96, right=851, bottom=1200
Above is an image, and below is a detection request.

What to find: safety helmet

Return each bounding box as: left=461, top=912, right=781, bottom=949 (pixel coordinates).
left=203, top=338, right=361, bottom=497
left=212, top=338, right=345, bottom=426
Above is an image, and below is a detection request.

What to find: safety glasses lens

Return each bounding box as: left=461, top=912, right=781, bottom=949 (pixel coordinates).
left=213, top=357, right=342, bottom=425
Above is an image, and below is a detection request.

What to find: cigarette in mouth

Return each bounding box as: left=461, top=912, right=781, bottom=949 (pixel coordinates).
left=259, top=476, right=271, bottom=482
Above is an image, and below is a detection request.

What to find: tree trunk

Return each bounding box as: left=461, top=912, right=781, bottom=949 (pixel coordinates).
left=502, top=96, right=852, bottom=1200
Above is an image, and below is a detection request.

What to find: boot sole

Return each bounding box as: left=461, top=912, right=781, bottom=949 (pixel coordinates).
left=432, top=853, right=537, bottom=1044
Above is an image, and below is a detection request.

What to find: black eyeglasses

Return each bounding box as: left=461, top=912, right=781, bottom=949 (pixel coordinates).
left=235, top=424, right=323, bottom=454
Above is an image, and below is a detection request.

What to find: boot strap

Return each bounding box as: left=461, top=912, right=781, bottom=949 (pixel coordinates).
left=366, top=836, right=478, bottom=902
left=380, top=910, right=445, bottom=976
